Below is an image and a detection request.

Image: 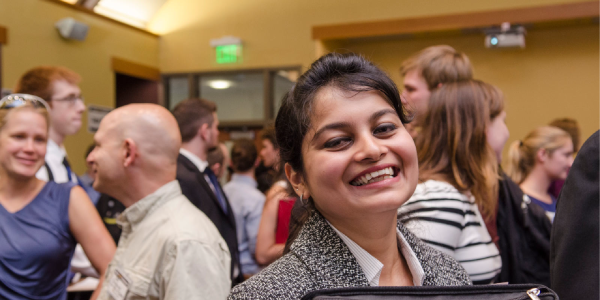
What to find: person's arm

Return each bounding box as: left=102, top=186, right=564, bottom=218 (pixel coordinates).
left=68, top=186, right=116, bottom=300
left=247, top=196, right=266, bottom=260
left=161, top=240, right=231, bottom=299
left=255, top=186, right=287, bottom=265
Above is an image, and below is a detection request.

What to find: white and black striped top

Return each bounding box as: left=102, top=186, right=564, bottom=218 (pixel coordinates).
left=398, top=180, right=502, bottom=284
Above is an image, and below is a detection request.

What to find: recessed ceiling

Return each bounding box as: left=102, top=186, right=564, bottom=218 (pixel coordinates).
left=61, top=0, right=169, bottom=29
left=94, top=0, right=169, bottom=28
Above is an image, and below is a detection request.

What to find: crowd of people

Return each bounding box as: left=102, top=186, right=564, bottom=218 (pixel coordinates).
left=0, top=45, right=597, bottom=300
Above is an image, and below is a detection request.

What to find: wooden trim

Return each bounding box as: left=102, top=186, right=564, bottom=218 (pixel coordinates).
left=0, top=26, right=7, bottom=45
left=313, top=1, right=600, bottom=40
left=112, top=57, right=160, bottom=81
left=187, top=74, right=197, bottom=98
left=162, top=76, right=171, bottom=108
left=161, top=65, right=302, bottom=77
left=219, top=120, right=268, bottom=128
left=41, top=0, right=159, bottom=38
left=263, top=70, right=273, bottom=120
left=0, top=46, right=3, bottom=88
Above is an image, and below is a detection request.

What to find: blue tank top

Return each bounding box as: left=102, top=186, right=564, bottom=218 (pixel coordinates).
left=0, top=181, right=77, bottom=300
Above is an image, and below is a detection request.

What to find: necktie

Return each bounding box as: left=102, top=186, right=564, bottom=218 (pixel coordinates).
left=204, top=168, right=228, bottom=214
left=62, top=157, right=73, bottom=182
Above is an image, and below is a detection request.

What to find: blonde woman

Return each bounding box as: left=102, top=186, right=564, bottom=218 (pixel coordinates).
left=506, top=126, right=574, bottom=222
left=0, top=94, right=115, bottom=300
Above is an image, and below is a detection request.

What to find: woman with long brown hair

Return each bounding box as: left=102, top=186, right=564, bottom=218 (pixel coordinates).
left=398, top=80, right=502, bottom=284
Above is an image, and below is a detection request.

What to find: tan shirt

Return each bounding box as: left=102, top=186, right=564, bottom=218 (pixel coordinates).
left=98, top=181, right=231, bottom=300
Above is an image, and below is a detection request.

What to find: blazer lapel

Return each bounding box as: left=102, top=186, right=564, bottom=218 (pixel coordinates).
left=178, top=154, right=226, bottom=214
left=290, top=211, right=369, bottom=288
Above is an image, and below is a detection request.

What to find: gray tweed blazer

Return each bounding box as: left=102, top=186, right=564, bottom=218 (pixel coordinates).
left=229, top=211, right=471, bottom=300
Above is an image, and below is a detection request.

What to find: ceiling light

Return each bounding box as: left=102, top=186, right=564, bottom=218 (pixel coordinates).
left=209, top=80, right=232, bottom=89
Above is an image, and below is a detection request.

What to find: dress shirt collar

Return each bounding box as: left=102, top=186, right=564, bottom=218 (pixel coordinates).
left=230, top=174, right=257, bottom=188
left=328, top=222, right=425, bottom=286
left=179, top=148, right=208, bottom=172
left=117, top=180, right=182, bottom=232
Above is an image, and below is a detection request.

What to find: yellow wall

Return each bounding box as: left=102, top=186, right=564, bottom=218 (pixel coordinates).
left=149, top=0, right=593, bottom=71
left=0, top=0, right=159, bottom=173
left=0, top=0, right=597, bottom=172
left=150, top=0, right=599, bottom=157
left=338, top=24, right=599, bottom=158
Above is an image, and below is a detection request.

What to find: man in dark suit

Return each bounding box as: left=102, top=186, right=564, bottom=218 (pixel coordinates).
left=550, top=130, right=599, bottom=300
left=172, top=98, right=243, bottom=285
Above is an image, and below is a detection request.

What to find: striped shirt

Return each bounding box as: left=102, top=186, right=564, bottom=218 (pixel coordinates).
left=398, top=180, right=501, bottom=284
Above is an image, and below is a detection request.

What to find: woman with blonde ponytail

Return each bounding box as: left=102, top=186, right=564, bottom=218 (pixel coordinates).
left=505, top=126, right=574, bottom=222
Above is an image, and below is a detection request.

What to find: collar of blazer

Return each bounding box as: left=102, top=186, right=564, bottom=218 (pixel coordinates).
left=290, top=211, right=369, bottom=288
left=289, top=210, right=471, bottom=287
left=178, top=154, right=232, bottom=214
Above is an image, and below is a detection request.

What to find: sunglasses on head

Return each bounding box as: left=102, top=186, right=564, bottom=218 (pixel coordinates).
left=0, top=94, right=50, bottom=110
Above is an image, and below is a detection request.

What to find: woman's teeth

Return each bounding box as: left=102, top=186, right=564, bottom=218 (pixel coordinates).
left=351, top=167, right=396, bottom=186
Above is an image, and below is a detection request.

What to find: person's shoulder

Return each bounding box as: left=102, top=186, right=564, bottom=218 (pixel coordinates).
left=420, top=245, right=472, bottom=286
left=162, top=196, right=224, bottom=240
left=247, top=187, right=266, bottom=203
left=43, top=181, right=77, bottom=201
left=229, top=253, right=315, bottom=300
left=408, top=180, right=469, bottom=202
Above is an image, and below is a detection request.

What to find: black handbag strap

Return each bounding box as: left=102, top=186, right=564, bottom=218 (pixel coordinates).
left=45, top=161, right=54, bottom=182
left=301, top=284, right=557, bottom=300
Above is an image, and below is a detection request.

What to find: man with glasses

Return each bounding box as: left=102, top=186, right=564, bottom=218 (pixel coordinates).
left=14, top=66, right=99, bottom=286
left=14, top=66, right=86, bottom=186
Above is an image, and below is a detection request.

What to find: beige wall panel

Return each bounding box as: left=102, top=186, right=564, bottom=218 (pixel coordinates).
left=0, top=0, right=159, bottom=173
left=339, top=24, right=599, bottom=159
left=150, top=0, right=592, bottom=72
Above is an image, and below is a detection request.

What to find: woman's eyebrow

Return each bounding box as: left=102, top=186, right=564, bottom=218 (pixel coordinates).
left=370, top=108, right=397, bottom=122
left=311, top=109, right=397, bottom=142
left=311, top=122, right=350, bottom=142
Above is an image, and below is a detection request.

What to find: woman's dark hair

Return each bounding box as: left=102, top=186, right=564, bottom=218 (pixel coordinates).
left=276, top=52, right=410, bottom=253
left=230, top=138, right=257, bottom=172
left=261, top=125, right=279, bottom=150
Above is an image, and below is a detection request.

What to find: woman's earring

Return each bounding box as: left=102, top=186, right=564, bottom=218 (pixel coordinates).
left=296, top=187, right=306, bottom=205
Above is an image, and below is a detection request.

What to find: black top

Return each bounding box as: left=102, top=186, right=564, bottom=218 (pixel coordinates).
left=496, top=170, right=552, bottom=286
left=176, top=154, right=243, bottom=285
left=550, top=130, right=599, bottom=300
left=96, top=194, right=126, bottom=245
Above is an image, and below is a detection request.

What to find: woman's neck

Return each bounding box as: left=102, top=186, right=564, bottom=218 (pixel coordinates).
left=520, top=166, right=553, bottom=204
left=0, top=173, right=45, bottom=212
left=325, top=211, right=414, bottom=286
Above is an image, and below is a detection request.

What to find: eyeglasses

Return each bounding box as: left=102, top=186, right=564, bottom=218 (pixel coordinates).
left=0, top=94, right=50, bottom=110
left=52, top=94, right=84, bottom=106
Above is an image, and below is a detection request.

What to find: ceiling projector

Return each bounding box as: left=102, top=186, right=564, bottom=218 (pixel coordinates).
left=485, top=24, right=526, bottom=49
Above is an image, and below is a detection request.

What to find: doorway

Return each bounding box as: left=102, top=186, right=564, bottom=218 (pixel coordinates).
left=115, top=72, right=159, bottom=107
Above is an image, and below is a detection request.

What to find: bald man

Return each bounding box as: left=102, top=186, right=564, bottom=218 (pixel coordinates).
left=89, top=104, right=231, bottom=300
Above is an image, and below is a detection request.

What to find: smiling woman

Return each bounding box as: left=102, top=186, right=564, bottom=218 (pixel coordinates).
left=0, top=94, right=115, bottom=300
left=228, top=53, right=471, bottom=300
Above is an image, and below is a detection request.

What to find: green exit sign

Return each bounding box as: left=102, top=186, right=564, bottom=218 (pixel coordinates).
left=216, top=44, right=241, bottom=64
